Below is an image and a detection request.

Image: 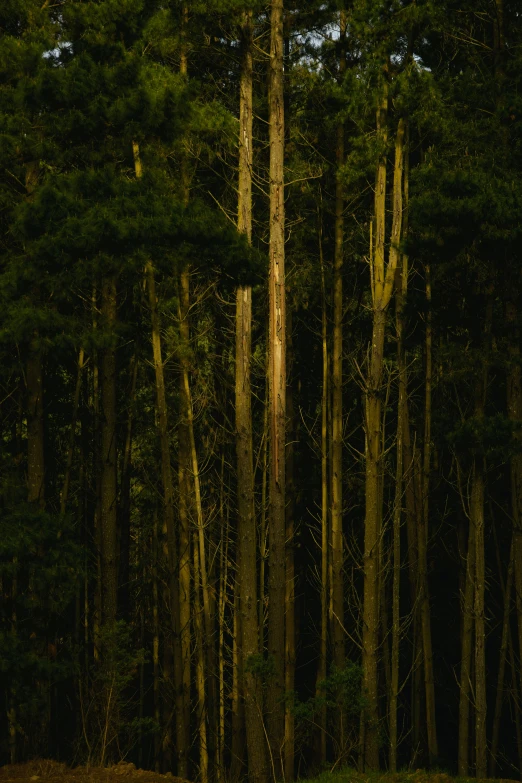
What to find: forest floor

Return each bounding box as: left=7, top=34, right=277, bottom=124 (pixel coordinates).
left=0, top=759, right=189, bottom=783
left=0, top=764, right=520, bottom=783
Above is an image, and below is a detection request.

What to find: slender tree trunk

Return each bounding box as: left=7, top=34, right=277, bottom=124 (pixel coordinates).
left=152, top=512, right=161, bottom=772
left=389, top=229, right=409, bottom=771
left=146, top=259, right=185, bottom=773
left=285, top=300, right=296, bottom=782
left=236, top=13, right=269, bottom=780
left=231, top=576, right=246, bottom=783
left=317, top=222, right=329, bottom=765
left=473, top=297, right=492, bottom=779
left=133, top=141, right=185, bottom=772
left=506, top=295, right=522, bottom=770
left=361, top=92, right=404, bottom=769
left=194, top=531, right=209, bottom=783
left=267, top=0, right=286, bottom=768
left=458, top=497, right=475, bottom=777
left=100, top=276, right=118, bottom=626
left=331, top=13, right=347, bottom=709
left=419, top=264, right=438, bottom=766
left=490, top=534, right=514, bottom=775
left=217, top=480, right=228, bottom=783
left=178, top=270, right=192, bottom=779
left=119, top=354, right=137, bottom=621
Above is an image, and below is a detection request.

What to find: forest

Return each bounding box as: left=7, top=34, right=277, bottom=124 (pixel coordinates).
left=1, top=0, right=521, bottom=781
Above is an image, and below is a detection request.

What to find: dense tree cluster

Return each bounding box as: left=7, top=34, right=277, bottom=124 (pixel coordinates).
left=1, top=1, right=522, bottom=781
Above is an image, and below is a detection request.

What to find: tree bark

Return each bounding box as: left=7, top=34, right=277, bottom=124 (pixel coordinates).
left=236, top=12, right=269, bottom=781
left=331, top=11, right=347, bottom=705
left=361, top=96, right=404, bottom=770
left=490, top=534, right=514, bottom=775
left=317, top=222, right=328, bottom=765
left=458, top=500, right=475, bottom=777
left=419, top=264, right=438, bottom=765
left=267, top=0, right=286, bottom=768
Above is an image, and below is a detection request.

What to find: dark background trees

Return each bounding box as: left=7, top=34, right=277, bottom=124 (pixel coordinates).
left=1, top=0, right=522, bottom=780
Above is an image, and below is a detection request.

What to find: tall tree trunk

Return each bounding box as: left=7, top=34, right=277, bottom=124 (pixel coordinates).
left=361, top=86, right=404, bottom=768
left=458, top=494, right=475, bottom=777
left=473, top=447, right=487, bottom=779
left=178, top=269, right=192, bottom=779
left=236, top=12, right=269, bottom=782
left=419, top=264, right=438, bottom=765
left=473, top=296, right=492, bottom=778
left=506, top=294, right=522, bottom=774
left=285, top=300, right=296, bottom=782
left=331, top=19, right=347, bottom=755
left=146, top=260, right=184, bottom=774
left=194, top=530, right=209, bottom=783
left=134, top=141, right=185, bottom=772
left=389, top=218, right=409, bottom=771
left=267, top=0, right=286, bottom=768
left=317, top=222, right=328, bottom=765
left=490, top=534, right=514, bottom=775
left=100, top=276, right=118, bottom=626
left=118, top=354, right=137, bottom=621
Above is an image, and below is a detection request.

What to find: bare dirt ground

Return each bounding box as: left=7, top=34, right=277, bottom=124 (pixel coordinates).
left=0, top=760, right=191, bottom=783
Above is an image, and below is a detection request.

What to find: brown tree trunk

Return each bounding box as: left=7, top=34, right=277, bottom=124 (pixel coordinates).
left=236, top=12, right=269, bottom=781
left=119, top=354, right=137, bottom=621
left=146, top=259, right=184, bottom=775
left=317, top=223, right=328, bottom=765
left=458, top=499, right=475, bottom=777
left=267, top=0, right=286, bottom=768
left=361, top=95, right=404, bottom=770
left=490, top=534, right=514, bottom=775
left=285, top=300, right=296, bottom=782
left=178, top=269, right=192, bottom=778
left=419, top=264, right=438, bottom=765
left=473, top=452, right=487, bottom=780
left=389, top=238, right=409, bottom=772
left=506, top=295, right=522, bottom=773
left=331, top=14, right=347, bottom=711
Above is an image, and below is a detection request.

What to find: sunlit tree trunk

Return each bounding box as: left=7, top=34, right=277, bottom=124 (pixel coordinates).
left=236, top=12, right=269, bottom=781
left=361, top=85, right=404, bottom=768
left=267, top=0, right=286, bottom=767
left=389, top=182, right=409, bottom=769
